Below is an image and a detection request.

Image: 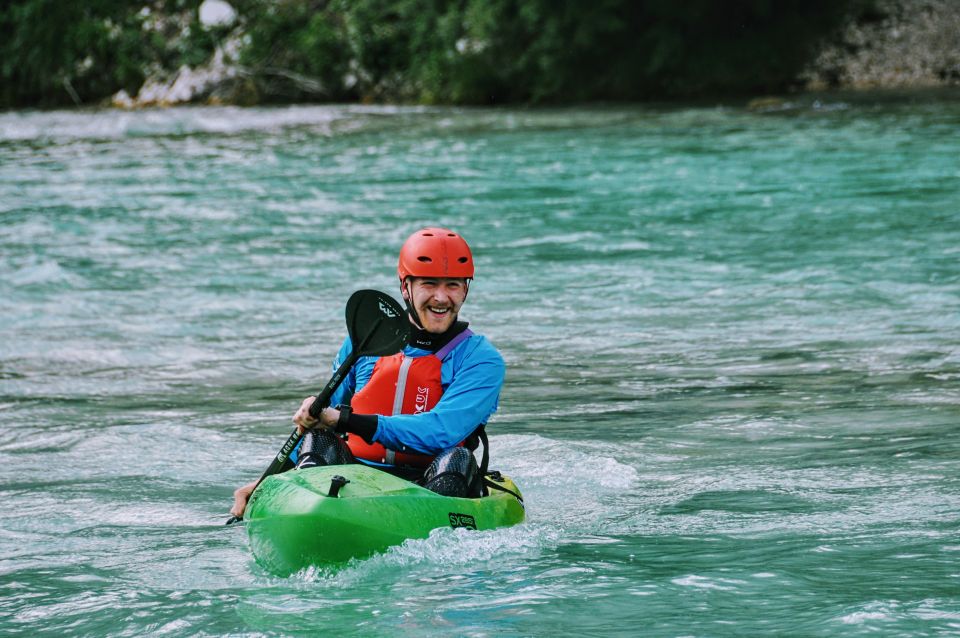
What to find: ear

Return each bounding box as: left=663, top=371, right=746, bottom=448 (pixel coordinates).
left=400, top=279, right=410, bottom=301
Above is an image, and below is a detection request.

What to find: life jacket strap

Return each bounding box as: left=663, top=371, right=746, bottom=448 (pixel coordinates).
left=469, top=424, right=490, bottom=497
left=435, top=328, right=474, bottom=360
left=483, top=471, right=524, bottom=503
left=391, top=356, right=415, bottom=415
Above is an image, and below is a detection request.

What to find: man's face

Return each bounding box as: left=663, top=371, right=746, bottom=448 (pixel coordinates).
left=403, top=277, right=468, bottom=333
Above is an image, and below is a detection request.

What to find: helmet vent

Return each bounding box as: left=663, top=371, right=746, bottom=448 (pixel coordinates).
left=417, top=256, right=432, bottom=262
left=457, top=257, right=468, bottom=263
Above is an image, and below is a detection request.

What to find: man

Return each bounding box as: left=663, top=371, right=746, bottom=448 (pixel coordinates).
left=231, top=227, right=504, bottom=518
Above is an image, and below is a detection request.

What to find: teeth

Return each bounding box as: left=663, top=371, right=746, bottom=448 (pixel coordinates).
left=428, top=307, right=449, bottom=314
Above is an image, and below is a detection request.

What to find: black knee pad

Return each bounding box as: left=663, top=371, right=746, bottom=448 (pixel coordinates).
left=422, top=447, right=478, bottom=498
left=296, top=429, right=355, bottom=469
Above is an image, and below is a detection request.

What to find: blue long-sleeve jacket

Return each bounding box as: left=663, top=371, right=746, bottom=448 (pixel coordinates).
left=327, top=332, right=504, bottom=455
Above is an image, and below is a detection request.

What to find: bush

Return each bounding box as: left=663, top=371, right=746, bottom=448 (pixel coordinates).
left=0, top=0, right=876, bottom=108
left=0, top=0, right=223, bottom=108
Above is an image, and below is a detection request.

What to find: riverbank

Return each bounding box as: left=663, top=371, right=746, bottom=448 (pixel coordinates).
left=803, top=0, right=960, bottom=91
left=2, top=0, right=957, bottom=110
left=108, top=0, right=960, bottom=108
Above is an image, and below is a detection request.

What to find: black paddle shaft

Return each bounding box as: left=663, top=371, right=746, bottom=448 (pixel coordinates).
left=249, top=347, right=362, bottom=493
left=307, top=318, right=381, bottom=420
left=239, top=318, right=382, bottom=505
left=226, top=291, right=406, bottom=525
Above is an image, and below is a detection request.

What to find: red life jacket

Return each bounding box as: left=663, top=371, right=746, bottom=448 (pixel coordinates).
left=347, top=329, right=473, bottom=467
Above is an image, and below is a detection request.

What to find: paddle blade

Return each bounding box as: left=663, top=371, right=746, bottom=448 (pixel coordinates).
left=345, top=289, right=409, bottom=356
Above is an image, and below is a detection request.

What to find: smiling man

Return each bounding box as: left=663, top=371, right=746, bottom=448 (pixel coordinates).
left=231, top=228, right=505, bottom=518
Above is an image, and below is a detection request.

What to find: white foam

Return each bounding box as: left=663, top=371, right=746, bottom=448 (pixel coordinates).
left=0, top=105, right=430, bottom=142
left=840, top=610, right=893, bottom=624
left=9, top=258, right=86, bottom=287
left=493, top=433, right=640, bottom=490
left=288, top=523, right=560, bottom=586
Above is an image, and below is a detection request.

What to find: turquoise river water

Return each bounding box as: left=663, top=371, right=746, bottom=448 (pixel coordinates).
left=1, top=96, right=959, bottom=637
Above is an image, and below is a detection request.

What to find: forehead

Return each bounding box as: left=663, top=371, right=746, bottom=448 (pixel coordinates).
left=410, top=277, right=466, bottom=286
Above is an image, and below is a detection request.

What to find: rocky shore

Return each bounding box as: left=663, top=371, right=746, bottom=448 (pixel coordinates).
left=107, top=0, right=960, bottom=109
left=111, top=0, right=253, bottom=108
left=803, top=0, right=960, bottom=91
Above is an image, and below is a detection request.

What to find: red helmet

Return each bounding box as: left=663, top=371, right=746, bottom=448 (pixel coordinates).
left=398, top=227, right=474, bottom=281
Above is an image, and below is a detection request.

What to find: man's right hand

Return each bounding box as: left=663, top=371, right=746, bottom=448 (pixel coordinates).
left=231, top=399, right=341, bottom=519
left=230, top=480, right=258, bottom=518
left=293, top=396, right=320, bottom=433
left=293, top=396, right=338, bottom=433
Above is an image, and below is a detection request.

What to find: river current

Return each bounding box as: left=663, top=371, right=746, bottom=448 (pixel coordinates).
left=1, top=96, right=959, bottom=636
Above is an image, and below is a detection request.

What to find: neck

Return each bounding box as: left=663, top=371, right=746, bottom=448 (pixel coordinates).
left=408, top=319, right=469, bottom=352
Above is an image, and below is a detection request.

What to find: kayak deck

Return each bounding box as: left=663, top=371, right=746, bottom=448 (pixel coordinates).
left=244, top=464, right=525, bottom=574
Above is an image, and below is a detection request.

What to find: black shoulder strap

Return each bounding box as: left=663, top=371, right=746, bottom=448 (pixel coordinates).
left=484, top=475, right=524, bottom=502
left=472, top=425, right=490, bottom=497
left=470, top=426, right=524, bottom=503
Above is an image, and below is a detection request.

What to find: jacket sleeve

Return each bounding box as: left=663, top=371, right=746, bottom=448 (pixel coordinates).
left=327, top=336, right=356, bottom=408
left=372, top=337, right=505, bottom=455
left=325, top=335, right=385, bottom=410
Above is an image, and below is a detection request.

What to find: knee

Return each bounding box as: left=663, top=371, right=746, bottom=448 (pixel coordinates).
left=296, top=429, right=354, bottom=469
left=426, top=446, right=476, bottom=476
left=422, top=447, right=478, bottom=498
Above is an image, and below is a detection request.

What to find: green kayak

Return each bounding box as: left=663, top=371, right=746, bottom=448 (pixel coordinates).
left=244, top=464, right=525, bottom=575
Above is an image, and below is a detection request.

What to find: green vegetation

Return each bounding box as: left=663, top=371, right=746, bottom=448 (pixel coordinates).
left=1, top=0, right=875, bottom=108
left=0, top=0, right=221, bottom=107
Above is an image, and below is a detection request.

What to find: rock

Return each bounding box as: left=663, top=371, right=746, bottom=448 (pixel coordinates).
left=111, top=89, right=135, bottom=109
left=747, top=96, right=792, bottom=112
left=199, top=0, right=237, bottom=29
left=140, top=65, right=218, bottom=105
left=111, top=36, right=246, bottom=107
left=803, top=0, right=960, bottom=90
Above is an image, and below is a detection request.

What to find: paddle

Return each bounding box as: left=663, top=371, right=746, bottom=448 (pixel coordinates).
left=226, top=289, right=409, bottom=525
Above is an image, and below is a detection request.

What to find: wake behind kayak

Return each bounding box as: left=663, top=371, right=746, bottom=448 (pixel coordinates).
left=244, top=465, right=525, bottom=575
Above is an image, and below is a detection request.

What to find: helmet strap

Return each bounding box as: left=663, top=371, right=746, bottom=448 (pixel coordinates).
left=401, top=277, right=470, bottom=329
left=402, top=278, right=426, bottom=330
